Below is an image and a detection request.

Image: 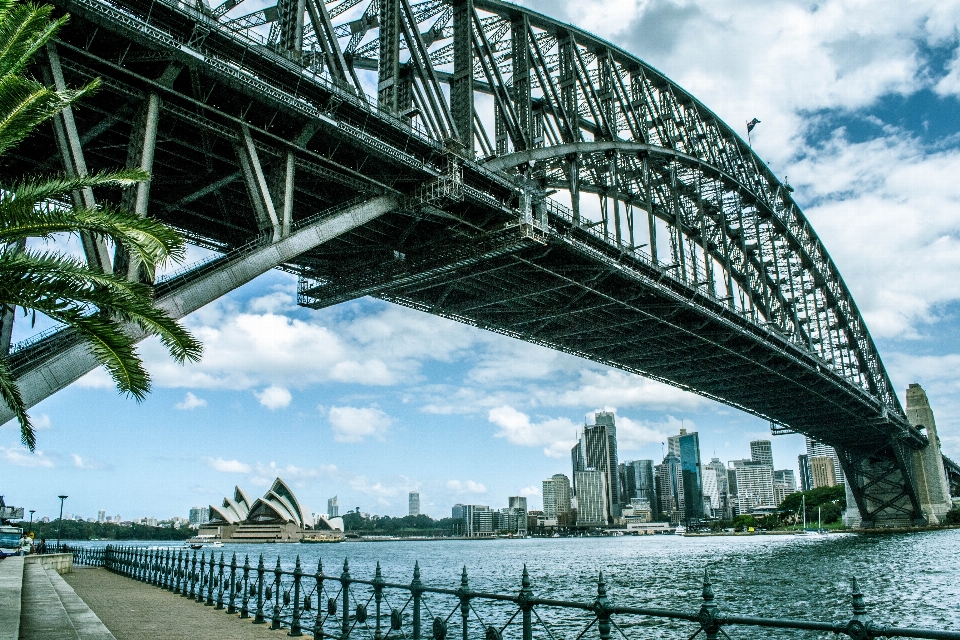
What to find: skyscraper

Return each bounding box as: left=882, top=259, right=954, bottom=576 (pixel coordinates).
left=706, top=457, right=731, bottom=519
left=327, top=496, right=339, bottom=518
left=460, top=505, right=493, bottom=537
left=798, top=454, right=814, bottom=493
left=542, top=474, right=571, bottom=519
left=656, top=453, right=683, bottom=523
left=733, top=463, right=775, bottom=514
left=574, top=470, right=608, bottom=525
left=676, top=429, right=703, bottom=526
left=805, top=437, right=845, bottom=486
left=408, top=492, right=420, bottom=517
left=811, top=456, right=837, bottom=488
left=773, top=469, right=797, bottom=506
left=750, top=440, right=774, bottom=469
left=620, top=460, right=657, bottom=515
left=571, top=411, right=620, bottom=521
left=97, top=510, right=105, bottom=523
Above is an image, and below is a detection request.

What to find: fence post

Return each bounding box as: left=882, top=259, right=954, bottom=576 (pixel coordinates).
left=341, top=559, right=351, bottom=640
left=189, top=550, right=198, bottom=599
left=272, top=556, right=283, bottom=630
left=228, top=553, right=238, bottom=614
left=196, top=552, right=206, bottom=602
left=255, top=554, right=266, bottom=624
left=373, top=562, right=385, bottom=640
left=519, top=565, right=533, bottom=640
left=458, top=566, right=470, bottom=640
left=216, top=552, right=226, bottom=609
left=175, top=550, right=183, bottom=594
left=314, top=559, right=324, bottom=639
left=241, top=555, right=251, bottom=619
left=698, top=569, right=720, bottom=640
left=595, top=572, right=610, bottom=640
left=845, top=577, right=873, bottom=640
left=412, top=562, right=422, bottom=640
left=291, top=555, right=304, bottom=637
left=206, top=551, right=217, bottom=605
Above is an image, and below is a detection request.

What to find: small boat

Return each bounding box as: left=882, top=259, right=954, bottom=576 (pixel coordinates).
left=185, top=534, right=223, bottom=549
left=674, top=525, right=686, bottom=535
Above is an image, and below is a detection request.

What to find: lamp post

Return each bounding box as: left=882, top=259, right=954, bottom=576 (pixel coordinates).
left=57, top=495, right=68, bottom=551
left=28, top=510, right=34, bottom=535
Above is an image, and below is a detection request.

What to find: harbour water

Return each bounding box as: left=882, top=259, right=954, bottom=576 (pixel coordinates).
left=70, top=529, right=960, bottom=637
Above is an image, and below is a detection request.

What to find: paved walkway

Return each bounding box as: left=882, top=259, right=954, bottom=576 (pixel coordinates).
left=63, top=567, right=288, bottom=640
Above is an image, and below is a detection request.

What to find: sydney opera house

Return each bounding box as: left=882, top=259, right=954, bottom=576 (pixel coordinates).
left=199, top=478, right=344, bottom=543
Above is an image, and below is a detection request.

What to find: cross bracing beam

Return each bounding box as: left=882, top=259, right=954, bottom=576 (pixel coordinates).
left=1, top=196, right=397, bottom=424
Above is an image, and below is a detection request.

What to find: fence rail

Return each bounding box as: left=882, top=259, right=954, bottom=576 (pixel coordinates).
left=65, top=545, right=960, bottom=640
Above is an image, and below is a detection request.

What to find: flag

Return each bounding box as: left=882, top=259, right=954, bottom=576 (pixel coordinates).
left=746, top=118, right=761, bottom=133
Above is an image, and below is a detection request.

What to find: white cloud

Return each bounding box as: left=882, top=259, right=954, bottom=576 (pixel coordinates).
left=2, top=446, right=53, bottom=467
left=488, top=405, right=579, bottom=458
left=545, top=370, right=709, bottom=411
left=175, top=392, right=207, bottom=410
left=204, top=457, right=252, bottom=473
left=72, top=453, right=107, bottom=470
left=935, top=47, right=960, bottom=97
left=255, top=386, right=292, bottom=410
left=616, top=414, right=680, bottom=451
left=518, top=485, right=540, bottom=497
left=327, top=406, right=392, bottom=443
left=446, top=479, right=487, bottom=494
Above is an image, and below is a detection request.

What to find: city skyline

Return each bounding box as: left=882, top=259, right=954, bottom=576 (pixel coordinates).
left=4, top=0, right=960, bottom=523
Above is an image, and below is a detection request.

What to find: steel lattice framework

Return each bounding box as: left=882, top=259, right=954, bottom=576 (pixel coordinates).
left=4, top=0, right=934, bottom=525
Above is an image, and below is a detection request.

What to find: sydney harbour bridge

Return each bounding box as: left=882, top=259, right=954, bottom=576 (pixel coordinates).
left=3, top=0, right=956, bottom=525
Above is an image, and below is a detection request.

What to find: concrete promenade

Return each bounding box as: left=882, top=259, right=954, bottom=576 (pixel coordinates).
left=63, top=566, right=288, bottom=640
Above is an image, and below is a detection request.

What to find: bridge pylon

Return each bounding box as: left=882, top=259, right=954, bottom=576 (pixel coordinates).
left=841, top=384, right=953, bottom=527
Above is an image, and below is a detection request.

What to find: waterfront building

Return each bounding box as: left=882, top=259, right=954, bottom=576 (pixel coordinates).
left=773, top=470, right=798, bottom=506
left=460, top=504, right=493, bottom=537
left=620, top=460, right=657, bottom=517
left=750, top=440, right=774, bottom=469
left=706, top=457, right=733, bottom=520
left=798, top=454, right=814, bottom=492
left=542, top=474, right=571, bottom=519
left=452, top=504, right=464, bottom=520
left=732, top=462, right=776, bottom=514
left=701, top=465, right=720, bottom=516
left=810, top=456, right=838, bottom=488
left=497, top=507, right=527, bottom=535
left=805, top=437, right=845, bottom=486
left=327, top=496, right=339, bottom=518
left=408, top=492, right=420, bottom=517
left=574, top=469, right=608, bottom=526
left=203, top=478, right=343, bottom=543
left=655, top=453, right=684, bottom=524
left=508, top=496, right=528, bottom=512
left=571, top=412, right=620, bottom=521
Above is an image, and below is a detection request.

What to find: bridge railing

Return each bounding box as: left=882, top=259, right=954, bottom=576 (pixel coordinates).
left=68, top=545, right=960, bottom=640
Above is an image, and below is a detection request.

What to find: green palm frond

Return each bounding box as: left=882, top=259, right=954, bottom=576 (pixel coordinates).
left=0, top=3, right=66, bottom=81
left=0, top=169, right=148, bottom=211
left=0, top=355, right=33, bottom=449
left=0, top=73, right=97, bottom=156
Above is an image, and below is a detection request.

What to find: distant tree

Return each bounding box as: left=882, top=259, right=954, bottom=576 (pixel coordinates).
left=944, top=508, right=960, bottom=525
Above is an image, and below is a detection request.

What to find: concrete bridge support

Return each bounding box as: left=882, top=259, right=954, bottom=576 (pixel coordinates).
left=905, top=383, right=953, bottom=524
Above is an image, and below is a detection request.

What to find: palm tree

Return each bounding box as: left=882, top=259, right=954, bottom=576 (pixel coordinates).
left=0, top=0, right=202, bottom=450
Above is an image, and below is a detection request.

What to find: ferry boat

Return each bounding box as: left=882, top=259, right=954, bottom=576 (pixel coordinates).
left=674, top=525, right=686, bottom=535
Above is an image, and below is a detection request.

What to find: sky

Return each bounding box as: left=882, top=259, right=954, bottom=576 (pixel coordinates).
left=4, top=0, right=960, bottom=523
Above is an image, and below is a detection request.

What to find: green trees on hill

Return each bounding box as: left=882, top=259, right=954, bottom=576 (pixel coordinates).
left=30, top=519, right=197, bottom=541
left=341, top=512, right=460, bottom=536
left=779, top=485, right=846, bottom=525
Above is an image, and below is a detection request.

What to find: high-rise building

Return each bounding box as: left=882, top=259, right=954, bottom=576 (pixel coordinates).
left=574, top=470, right=608, bottom=525
left=706, top=458, right=732, bottom=519
left=750, top=440, right=774, bottom=469
left=188, top=507, right=209, bottom=526
left=97, top=510, right=106, bottom=523
left=508, top=496, right=528, bottom=512
left=674, top=429, right=703, bottom=526
left=701, top=466, right=719, bottom=516
left=810, top=456, right=837, bottom=488
left=620, top=460, right=657, bottom=516
left=328, top=496, right=339, bottom=518
left=732, top=463, right=775, bottom=514
left=451, top=504, right=464, bottom=520
left=798, top=454, right=814, bottom=493
left=497, top=507, right=527, bottom=534
left=408, top=492, right=420, bottom=517
left=571, top=412, right=620, bottom=522
left=656, top=453, right=684, bottom=523
left=805, top=437, right=845, bottom=486
left=773, top=470, right=798, bottom=506
left=461, top=505, right=493, bottom=537
left=542, top=474, right=571, bottom=519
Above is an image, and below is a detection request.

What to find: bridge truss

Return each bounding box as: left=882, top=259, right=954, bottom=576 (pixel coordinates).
left=4, top=0, right=944, bottom=525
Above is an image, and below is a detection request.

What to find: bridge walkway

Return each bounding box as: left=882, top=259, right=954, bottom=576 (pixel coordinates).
left=63, top=566, right=284, bottom=639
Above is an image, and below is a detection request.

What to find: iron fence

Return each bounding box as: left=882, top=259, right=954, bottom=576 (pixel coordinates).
left=67, top=545, right=960, bottom=640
